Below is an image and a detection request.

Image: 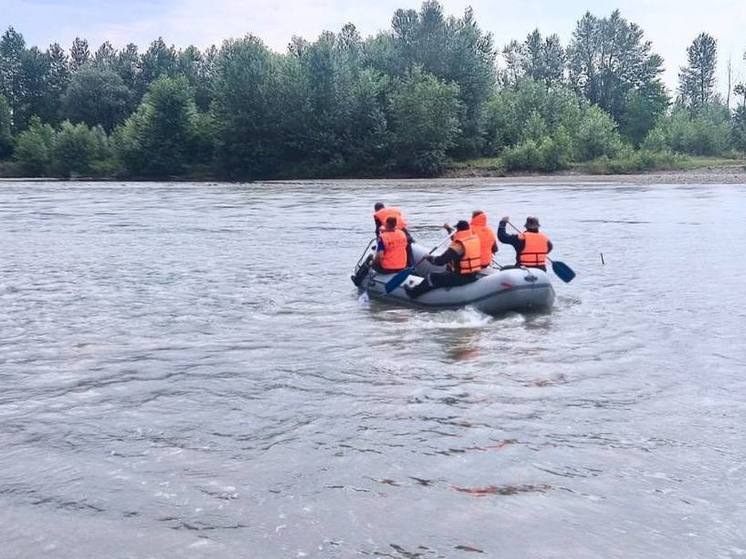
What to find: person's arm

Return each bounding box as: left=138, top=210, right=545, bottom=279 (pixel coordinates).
left=497, top=218, right=520, bottom=249
left=374, top=217, right=382, bottom=236
left=547, top=240, right=553, bottom=254
left=372, top=238, right=385, bottom=264
left=429, top=247, right=460, bottom=267
left=491, top=240, right=498, bottom=254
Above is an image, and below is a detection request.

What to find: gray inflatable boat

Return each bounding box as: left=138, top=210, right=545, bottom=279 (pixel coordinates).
left=352, top=241, right=555, bottom=315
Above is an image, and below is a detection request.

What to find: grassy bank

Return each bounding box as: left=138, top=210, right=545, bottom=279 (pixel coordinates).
left=446, top=153, right=746, bottom=177
left=2, top=154, right=745, bottom=182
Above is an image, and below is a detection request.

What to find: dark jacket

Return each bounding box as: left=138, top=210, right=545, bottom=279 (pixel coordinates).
left=497, top=222, right=553, bottom=266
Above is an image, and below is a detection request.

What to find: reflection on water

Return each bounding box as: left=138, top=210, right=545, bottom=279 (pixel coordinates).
left=0, top=180, right=745, bottom=558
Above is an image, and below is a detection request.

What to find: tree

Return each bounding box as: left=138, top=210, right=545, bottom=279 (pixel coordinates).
left=366, top=2, right=495, bottom=155
left=13, top=116, right=54, bottom=174
left=211, top=36, right=282, bottom=178
left=113, top=43, right=140, bottom=91
left=93, top=41, right=117, bottom=69
left=115, top=76, right=201, bottom=177
left=69, top=37, right=90, bottom=70
left=137, top=38, right=177, bottom=97
left=0, top=27, right=26, bottom=129
left=678, top=33, right=717, bottom=110
left=567, top=10, right=667, bottom=139
left=61, top=67, right=132, bottom=131
left=501, top=31, right=564, bottom=89
left=0, top=93, right=12, bottom=157
left=45, top=43, right=70, bottom=123
left=618, top=83, right=669, bottom=146
left=15, top=46, right=53, bottom=128
left=177, top=45, right=215, bottom=111
left=643, top=104, right=730, bottom=155
left=732, top=105, right=746, bottom=152
left=387, top=68, right=461, bottom=175
left=735, top=83, right=746, bottom=109
left=52, top=120, right=110, bottom=176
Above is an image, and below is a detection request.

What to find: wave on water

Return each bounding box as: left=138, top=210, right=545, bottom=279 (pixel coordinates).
left=408, top=306, right=494, bottom=330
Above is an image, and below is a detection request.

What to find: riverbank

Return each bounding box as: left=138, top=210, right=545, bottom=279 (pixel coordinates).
left=2, top=156, right=745, bottom=185
left=445, top=155, right=746, bottom=183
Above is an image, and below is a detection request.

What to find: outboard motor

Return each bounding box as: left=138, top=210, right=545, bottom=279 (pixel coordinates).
left=351, top=239, right=377, bottom=287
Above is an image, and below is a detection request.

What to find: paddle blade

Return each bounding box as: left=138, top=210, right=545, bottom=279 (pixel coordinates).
left=384, top=267, right=414, bottom=293
left=551, top=260, right=576, bottom=283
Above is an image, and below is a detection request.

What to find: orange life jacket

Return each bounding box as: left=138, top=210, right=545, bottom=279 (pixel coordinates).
left=452, top=230, right=482, bottom=275
left=373, top=207, right=407, bottom=232
left=379, top=229, right=408, bottom=271
left=470, top=213, right=497, bottom=268
left=519, top=231, right=549, bottom=267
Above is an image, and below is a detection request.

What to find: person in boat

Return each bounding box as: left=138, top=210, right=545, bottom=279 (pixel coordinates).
left=497, top=216, right=553, bottom=271
left=372, top=216, right=409, bottom=273
left=470, top=210, right=498, bottom=269
left=373, top=201, right=413, bottom=263
left=373, top=202, right=409, bottom=238
left=405, top=220, right=482, bottom=298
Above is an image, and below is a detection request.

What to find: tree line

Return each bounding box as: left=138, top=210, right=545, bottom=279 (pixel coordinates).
left=1, top=2, right=745, bottom=179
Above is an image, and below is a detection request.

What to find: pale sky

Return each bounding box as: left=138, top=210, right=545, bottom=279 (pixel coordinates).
left=4, top=0, right=746, bottom=95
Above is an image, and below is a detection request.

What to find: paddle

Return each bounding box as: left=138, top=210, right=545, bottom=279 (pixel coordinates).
left=506, top=221, right=576, bottom=283
left=384, top=230, right=454, bottom=294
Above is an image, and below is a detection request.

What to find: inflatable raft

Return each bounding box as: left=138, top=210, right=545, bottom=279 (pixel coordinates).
left=352, top=241, right=555, bottom=315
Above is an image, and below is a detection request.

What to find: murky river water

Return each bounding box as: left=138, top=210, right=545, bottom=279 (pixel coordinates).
left=1, top=179, right=745, bottom=558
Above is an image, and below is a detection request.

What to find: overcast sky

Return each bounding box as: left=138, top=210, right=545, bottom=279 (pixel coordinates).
left=4, top=0, right=746, bottom=94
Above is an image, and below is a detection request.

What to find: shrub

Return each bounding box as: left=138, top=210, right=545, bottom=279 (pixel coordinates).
left=573, top=105, right=624, bottom=161
left=52, top=121, right=111, bottom=177
left=14, top=117, right=55, bottom=175
left=643, top=105, right=731, bottom=156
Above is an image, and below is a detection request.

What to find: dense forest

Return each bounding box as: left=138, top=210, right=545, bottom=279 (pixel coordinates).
left=1, top=1, right=745, bottom=179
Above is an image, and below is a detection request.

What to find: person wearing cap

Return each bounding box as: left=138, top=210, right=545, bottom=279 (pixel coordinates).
left=405, top=221, right=482, bottom=298
left=497, top=216, right=553, bottom=271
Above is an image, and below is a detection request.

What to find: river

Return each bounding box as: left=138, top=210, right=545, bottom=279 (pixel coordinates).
left=0, top=179, right=744, bottom=558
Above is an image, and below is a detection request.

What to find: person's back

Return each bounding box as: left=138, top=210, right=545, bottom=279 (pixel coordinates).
left=470, top=210, right=497, bottom=269
left=373, top=216, right=408, bottom=273
left=373, top=203, right=407, bottom=237
left=405, top=221, right=481, bottom=298
left=497, top=216, right=553, bottom=270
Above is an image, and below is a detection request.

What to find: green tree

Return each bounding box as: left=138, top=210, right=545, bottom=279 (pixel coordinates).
left=732, top=105, right=746, bottom=152
left=567, top=10, right=667, bottom=136
left=366, top=2, right=495, bottom=155
left=61, top=67, right=132, bottom=131
left=0, top=27, right=26, bottom=129
left=51, top=120, right=110, bottom=176
left=618, top=83, right=669, bottom=146
left=45, top=43, right=70, bottom=123
left=519, top=30, right=565, bottom=87
left=177, top=45, right=215, bottom=111
left=113, top=43, right=140, bottom=92
left=678, top=33, right=717, bottom=110
left=0, top=93, right=13, bottom=157
left=643, top=104, right=730, bottom=155
left=115, top=76, right=201, bottom=177
left=137, top=38, right=177, bottom=97
left=573, top=105, right=623, bottom=160
left=211, top=36, right=281, bottom=178
left=13, top=116, right=54, bottom=174
left=93, top=41, right=117, bottom=69
left=69, top=37, right=90, bottom=70
left=387, top=68, right=461, bottom=175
